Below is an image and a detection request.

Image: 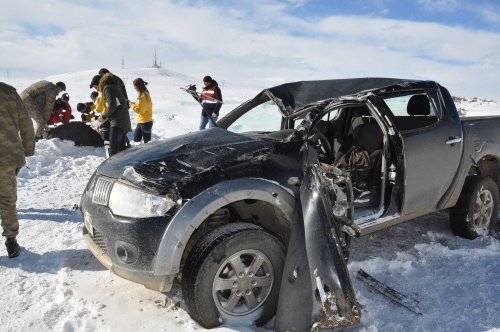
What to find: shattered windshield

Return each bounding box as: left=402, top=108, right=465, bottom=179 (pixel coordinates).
left=227, top=100, right=283, bottom=133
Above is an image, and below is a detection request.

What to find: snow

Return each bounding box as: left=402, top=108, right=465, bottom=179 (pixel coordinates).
left=1, top=68, right=499, bottom=331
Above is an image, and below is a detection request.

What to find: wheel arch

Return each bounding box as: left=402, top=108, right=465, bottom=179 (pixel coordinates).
left=470, top=149, right=500, bottom=187
left=153, top=178, right=296, bottom=276
left=439, top=142, right=500, bottom=209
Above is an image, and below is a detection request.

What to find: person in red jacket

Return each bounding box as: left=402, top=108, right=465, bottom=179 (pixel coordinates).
left=48, top=93, right=72, bottom=125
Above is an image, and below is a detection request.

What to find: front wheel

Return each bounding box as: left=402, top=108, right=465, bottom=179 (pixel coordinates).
left=182, top=222, right=286, bottom=328
left=450, top=176, right=499, bottom=239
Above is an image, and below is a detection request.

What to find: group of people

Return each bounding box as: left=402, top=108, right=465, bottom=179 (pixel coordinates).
left=0, top=70, right=223, bottom=258
left=75, top=68, right=153, bottom=157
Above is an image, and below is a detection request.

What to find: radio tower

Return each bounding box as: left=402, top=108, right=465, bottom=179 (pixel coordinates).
left=151, top=49, right=161, bottom=69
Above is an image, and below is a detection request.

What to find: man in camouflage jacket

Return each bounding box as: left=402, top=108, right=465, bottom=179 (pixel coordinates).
left=0, top=82, right=35, bottom=258
left=20, top=80, right=66, bottom=139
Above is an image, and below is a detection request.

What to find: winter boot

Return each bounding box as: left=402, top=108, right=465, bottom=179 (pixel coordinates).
left=5, top=237, right=20, bottom=258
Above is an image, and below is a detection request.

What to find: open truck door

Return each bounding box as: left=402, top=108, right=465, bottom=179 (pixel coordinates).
left=275, top=145, right=361, bottom=330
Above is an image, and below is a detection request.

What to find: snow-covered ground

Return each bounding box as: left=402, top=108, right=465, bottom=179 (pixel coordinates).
left=1, top=69, right=499, bottom=332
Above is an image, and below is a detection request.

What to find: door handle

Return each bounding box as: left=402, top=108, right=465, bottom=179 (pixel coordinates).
left=446, top=136, right=462, bottom=145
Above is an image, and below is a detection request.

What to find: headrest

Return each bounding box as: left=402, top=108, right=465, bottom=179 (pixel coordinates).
left=407, top=95, right=430, bottom=116
left=353, top=123, right=382, bottom=153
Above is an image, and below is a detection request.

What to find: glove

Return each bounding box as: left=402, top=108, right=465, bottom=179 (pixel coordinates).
left=188, top=84, right=196, bottom=91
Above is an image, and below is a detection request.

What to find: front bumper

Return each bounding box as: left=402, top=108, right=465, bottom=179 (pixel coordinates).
left=81, top=179, right=176, bottom=292
left=83, top=227, right=174, bottom=292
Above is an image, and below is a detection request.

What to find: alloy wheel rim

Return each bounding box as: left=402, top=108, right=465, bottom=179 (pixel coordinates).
left=472, top=186, right=493, bottom=230
left=212, top=249, right=274, bottom=316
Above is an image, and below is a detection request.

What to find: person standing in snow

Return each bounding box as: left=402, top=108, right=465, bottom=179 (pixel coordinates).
left=0, top=83, right=35, bottom=258
left=92, top=69, right=130, bottom=156
left=129, top=78, right=153, bottom=144
left=20, top=80, right=66, bottom=139
left=90, top=74, right=112, bottom=155
left=99, top=68, right=128, bottom=100
left=191, top=75, right=222, bottom=130
left=97, top=73, right=132, bottom=156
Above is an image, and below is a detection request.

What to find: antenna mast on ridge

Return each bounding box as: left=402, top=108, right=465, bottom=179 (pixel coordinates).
left=151, top=49, right=161, bottom=69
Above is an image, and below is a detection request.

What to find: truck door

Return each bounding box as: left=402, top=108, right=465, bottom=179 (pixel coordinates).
left=382, top=89, right=463, bottom=215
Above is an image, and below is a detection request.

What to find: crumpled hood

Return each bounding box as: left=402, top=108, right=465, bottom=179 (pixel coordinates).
left=96, top=127, right=277, bottom=195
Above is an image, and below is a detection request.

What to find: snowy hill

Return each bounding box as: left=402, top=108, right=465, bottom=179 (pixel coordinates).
left=453, top=96, right=500, bottom=117
left=0, top=69, right=499, bottom=331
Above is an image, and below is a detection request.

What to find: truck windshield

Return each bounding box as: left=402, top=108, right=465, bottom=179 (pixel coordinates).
left=227, top=100, right=283, bottom=133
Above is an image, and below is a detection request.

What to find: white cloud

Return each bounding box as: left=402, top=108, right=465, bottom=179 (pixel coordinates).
left=1, top=0, right=500, bottom=100
left=286, top=0, right=311, bottom=8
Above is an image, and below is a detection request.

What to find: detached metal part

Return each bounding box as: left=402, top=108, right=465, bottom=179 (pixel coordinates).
left=275, top=163, right=360, bottom=331
left=357, top=269, right=422, bottom=315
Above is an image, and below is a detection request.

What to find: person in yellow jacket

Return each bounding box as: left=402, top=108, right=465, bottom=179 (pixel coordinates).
left=90, top=74, right=112, bottom=155
left=129, top=78, right=153, bottom=144
left=93, top=91, right=106, bottom=114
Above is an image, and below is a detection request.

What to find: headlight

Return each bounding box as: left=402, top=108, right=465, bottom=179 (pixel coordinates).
left=108, top=181, right=179, bottom=218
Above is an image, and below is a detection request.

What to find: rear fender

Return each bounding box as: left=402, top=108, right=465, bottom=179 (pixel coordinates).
left=471, top=141, right=500, bottom=164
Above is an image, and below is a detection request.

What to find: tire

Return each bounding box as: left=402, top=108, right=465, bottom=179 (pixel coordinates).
left=182, top=222, right=286, bottom=328
left=450, top=176, right=499, bottom=239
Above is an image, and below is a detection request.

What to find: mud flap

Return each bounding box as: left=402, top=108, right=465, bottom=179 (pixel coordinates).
left=275, top=164, right=360, bottom=331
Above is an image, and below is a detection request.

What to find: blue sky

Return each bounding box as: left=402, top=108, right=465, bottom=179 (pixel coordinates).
left=1, top=0, right=500, bottom=99
left=281, top=0, right=500, bottom=31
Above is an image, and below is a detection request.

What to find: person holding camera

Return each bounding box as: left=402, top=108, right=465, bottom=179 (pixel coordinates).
left=189, top=75, right=222, bottom=130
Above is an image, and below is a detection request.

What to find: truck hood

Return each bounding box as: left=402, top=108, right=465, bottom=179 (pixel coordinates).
left=96, top=127, right=280, bottom=195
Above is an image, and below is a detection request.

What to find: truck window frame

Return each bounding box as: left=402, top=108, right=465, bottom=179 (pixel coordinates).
left=380, top=89, right=444, bottom=133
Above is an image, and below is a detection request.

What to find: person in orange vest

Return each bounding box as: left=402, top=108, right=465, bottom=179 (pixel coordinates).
left=195, top=76, right=223, bottom=130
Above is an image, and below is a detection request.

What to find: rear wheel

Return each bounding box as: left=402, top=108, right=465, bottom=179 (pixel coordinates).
left=182, top=222, right=286, bottom=328
left=450, top=176, right=499, bottom=239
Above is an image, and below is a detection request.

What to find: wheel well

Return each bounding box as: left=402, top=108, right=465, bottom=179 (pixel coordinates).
left=469, top=155, right=500, bottom=188
left=179, top=199, right=291, bottom=275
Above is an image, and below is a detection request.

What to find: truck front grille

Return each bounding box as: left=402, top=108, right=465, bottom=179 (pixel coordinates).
left=92, top=177, right=114, bottom=206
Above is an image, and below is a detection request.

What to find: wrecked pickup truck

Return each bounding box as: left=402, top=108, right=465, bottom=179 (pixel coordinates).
left=81, top=78, right=500, bottom=330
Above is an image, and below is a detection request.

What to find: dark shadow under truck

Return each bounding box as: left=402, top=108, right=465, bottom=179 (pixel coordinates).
left=81, top=78, right=500, bottom=330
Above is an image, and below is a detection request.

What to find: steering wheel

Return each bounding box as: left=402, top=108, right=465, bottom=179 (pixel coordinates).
left=310, top=126, right=333, bottom=162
